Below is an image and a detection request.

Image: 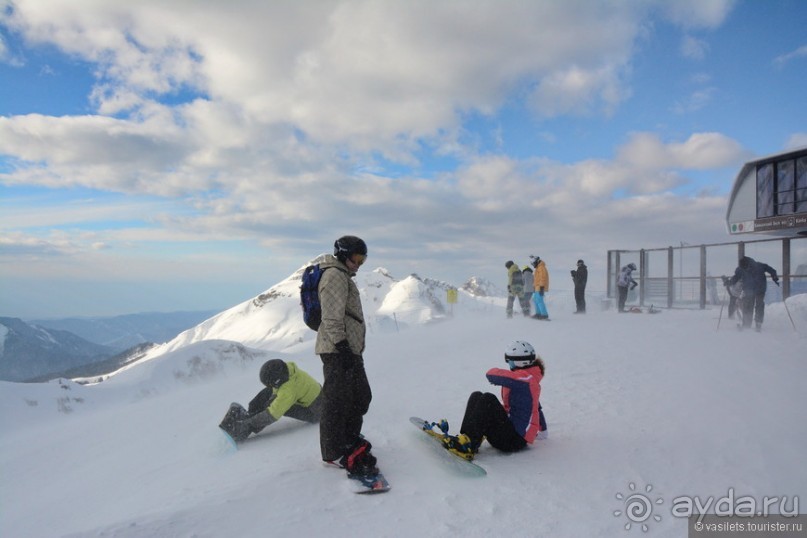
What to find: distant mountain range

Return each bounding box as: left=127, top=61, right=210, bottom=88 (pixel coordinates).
left=0, top=310, right=217, bottom=383
left=0, top=317, right=115, bottom=382
left=1, top=262, right=502, bottom=384
left=31, top=310, right=220, bottom=351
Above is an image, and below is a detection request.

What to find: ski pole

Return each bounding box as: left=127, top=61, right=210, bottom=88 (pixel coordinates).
left=716, top=293, right=725, bottom=331
left=782, top=296, right=797, bottom=332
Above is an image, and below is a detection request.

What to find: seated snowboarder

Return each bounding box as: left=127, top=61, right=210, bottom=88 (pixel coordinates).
left=219, top=359, right=323, bottom=442
left=434, top=340, right=547, bottom=459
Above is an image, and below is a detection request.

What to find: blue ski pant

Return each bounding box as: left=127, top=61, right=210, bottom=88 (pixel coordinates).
left=532, top=291, right=548, bottom=317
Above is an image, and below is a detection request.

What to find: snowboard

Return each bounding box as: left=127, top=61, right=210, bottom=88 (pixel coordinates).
left=409, top=417, right=486, bottom=476
left=349, top=472, right=391, bottom=494
left=324, top=459, right=391, bottom=494
left=626, top=305, right=661, bottom=314
left=219, top=427, right=239, bottom=451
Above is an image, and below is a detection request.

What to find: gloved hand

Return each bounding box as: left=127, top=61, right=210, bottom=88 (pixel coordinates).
left=570, top=270, right=575, bottom=278
left=335, top=340, right=355, bottom=370
left=539, top=287, right=545, bottom=296
left=773, top=277, right=780, bottom=287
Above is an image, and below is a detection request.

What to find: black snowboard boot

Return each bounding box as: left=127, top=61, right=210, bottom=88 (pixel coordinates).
left=219, top=402, right=251, bottom=442
left=343, top=439, right=379, bottom=477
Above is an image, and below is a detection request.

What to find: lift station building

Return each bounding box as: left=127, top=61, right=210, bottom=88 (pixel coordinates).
left=726, top=147, right=807, bottom=238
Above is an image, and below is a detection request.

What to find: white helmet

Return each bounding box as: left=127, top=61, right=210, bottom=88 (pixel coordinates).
left=504, top=340, right=536, bottom=369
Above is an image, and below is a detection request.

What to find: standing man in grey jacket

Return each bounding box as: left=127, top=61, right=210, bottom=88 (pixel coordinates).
left=315, top=235, right=378, bottom=476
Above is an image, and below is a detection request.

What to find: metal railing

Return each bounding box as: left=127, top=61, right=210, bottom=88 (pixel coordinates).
left=607, top=236, right=807, bottom=309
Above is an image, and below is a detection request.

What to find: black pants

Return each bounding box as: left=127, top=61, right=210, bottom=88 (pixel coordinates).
left=319, top=353, right=372, bottom=461
left=460, top=391, right=526, bottom=453
left=741, top=292, right=766, bottom=328
left=617, top=286, right=628, bottom=312
left=247, top=387, right=322, bottom=423
left=574, top=286, right=586, bottom=312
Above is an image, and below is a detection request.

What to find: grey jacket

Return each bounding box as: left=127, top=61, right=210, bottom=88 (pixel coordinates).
left=314, top=255, right=366, bottom=355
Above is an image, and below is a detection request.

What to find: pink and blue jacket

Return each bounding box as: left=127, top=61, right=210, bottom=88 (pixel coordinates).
left=486, top=365, right=544, bottom=443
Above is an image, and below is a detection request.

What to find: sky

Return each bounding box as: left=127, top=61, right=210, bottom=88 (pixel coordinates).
left=1, top=0, right=806, bottom=319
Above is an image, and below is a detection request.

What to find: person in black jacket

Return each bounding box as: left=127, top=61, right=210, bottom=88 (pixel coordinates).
left=728, top=256, right=779, bottom=331
left=570, top=259, right=588, bottom=314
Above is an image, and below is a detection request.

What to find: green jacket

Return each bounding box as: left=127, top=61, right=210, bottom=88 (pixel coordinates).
left=266, top=361, right=322, bottom=420
left=507, top=264, right=524, bottom=296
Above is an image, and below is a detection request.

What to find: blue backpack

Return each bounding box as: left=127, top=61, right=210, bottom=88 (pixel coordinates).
left=300, top=264, right=327, bottom=331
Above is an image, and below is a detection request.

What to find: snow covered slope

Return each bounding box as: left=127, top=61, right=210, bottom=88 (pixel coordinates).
left=86, top=260, right=503, bottom=382
left=1, top=294, right=805, bottom=537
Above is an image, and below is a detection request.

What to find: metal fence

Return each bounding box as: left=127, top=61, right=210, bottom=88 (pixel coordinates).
left=606, top=236, right=807, bottom=309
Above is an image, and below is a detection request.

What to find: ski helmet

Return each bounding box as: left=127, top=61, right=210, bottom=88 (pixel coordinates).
left=505, top=260, right=514, bottom=268
left=627, top=263, right=637, bottom=271
left=504, top=340, right=537, bottom=369
left=334, top=235, right=368, bottom=263
left=259, top=359, right=289, bottom=388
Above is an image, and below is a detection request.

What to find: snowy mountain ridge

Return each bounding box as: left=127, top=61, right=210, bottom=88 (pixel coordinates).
left=77, top=259, right=504, bottom=383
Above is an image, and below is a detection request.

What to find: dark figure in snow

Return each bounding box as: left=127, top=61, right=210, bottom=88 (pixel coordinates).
left=571, top=259, right=588, bottom=314
left=437, top=341, right=547, bottom=459
left=521, top=265, right=534, bottom=317
left=721, top=275, right=743, bottom=321
left=218, top=359, right=322, bottom=442
left=505, top=261, right=528, bottom=318
left=728, top=256, right=779, bottom=331
left=616, top=263, right=637, bottom=312
left=316, top=235, right=378, bottom=477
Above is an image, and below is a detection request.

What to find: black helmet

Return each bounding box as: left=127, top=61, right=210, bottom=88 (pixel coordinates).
left=627, top=263, right=637, bottom=271
left=259, top=359, right=289, bottom=388
left=334, top=235, right=368, bottom=262
left=505, top=260, right=514, bottom=268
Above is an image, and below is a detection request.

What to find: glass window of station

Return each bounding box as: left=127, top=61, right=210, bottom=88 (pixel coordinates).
left=756, top=153, right=807, bottom=218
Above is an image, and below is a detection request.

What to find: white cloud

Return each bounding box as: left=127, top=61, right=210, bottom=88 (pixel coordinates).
left=786, top=133, right=807, bottom=150
left=617, top=132, right=747, bottom=170
left=2, top=0, right=763, bottom=315
left=529, top=64, right=632, bottom=118
left=657, top=0, right=736, bottom=29
left=774, top=44, right=807, bottom=68
left=681, top=35, right=709, bottom=60
left=1, top=0, right=648, bottom=157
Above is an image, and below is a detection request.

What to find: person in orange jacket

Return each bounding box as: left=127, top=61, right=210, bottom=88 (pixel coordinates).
left=530, top=256, right=550, bottom=320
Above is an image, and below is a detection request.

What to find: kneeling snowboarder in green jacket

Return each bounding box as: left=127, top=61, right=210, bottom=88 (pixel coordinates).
left=219, top=359, right=323, bottom=442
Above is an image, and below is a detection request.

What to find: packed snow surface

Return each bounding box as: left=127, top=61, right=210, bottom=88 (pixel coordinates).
left=1, top=287, right=805, bottom=538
